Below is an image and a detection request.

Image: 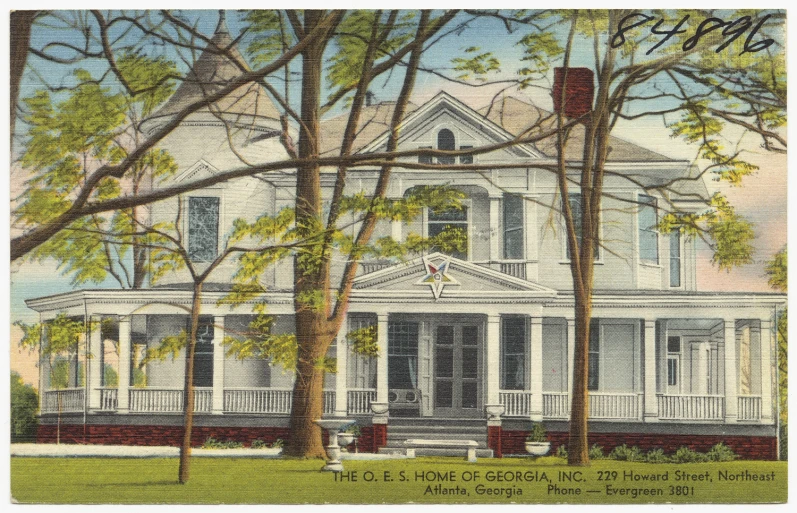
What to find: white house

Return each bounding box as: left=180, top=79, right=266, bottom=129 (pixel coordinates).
left=26, top=18, right=784, bottom=458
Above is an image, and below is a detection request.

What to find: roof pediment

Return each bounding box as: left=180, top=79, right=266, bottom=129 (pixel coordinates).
left=352, top=253, right=556, bottom=301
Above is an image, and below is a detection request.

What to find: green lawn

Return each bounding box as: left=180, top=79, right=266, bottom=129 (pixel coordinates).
left=11, top=456, right=787, bottom=504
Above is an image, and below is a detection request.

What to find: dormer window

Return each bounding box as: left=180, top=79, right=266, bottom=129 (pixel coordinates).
left=188, top=196, right=220, bottom=262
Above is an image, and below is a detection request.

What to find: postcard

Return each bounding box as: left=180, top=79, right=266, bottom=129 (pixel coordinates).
left=8, top=7, right=788, bottom=504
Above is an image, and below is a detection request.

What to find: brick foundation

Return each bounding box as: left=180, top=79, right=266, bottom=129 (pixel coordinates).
left=36, top=424, right=291, bottom=447
left=501, top=430, right=777, bottom=460
left=370, top=423, right=387, bottom=453
left=487, top=425, right=503, bottom=458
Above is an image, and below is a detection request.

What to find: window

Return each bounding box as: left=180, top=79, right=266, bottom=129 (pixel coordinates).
left=188, top=197, right=220, bottom=262
left=501, top=317, right=526, bottom=390
left=566, top=193, right=599, bottom=260
left=418, top=146, right=433, bottom=165
left=437, top=129, right=455, bottom=164
left=388, top=322, right=419, bottom=390
left=428, top=206, right=468, bottom=259
left=503, top=195, right=524, bottom=260
left=670, top=231, right=682, bottom=287
left=587, top=319, right=600, bottom=390
left=460, top=145, right=473, bottom=165
left=192, top=316, right=215, bottom=387
left=667, top=336, right=680, bottom=387
left=638, top=195, right=659, bottom=264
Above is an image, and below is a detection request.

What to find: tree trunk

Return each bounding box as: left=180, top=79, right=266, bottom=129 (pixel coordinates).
left=10, top=10, right=37, bottom=146
left=178, top=282, right=202, bottom=483
left=284, top=311, right=334, bottom=458
left=568, top=287, right=592, bottom=465
left=285, top=11, right=336, bottom=458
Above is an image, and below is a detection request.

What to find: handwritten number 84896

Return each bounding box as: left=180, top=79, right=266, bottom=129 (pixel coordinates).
left=611, top=13, right=775, bottom=56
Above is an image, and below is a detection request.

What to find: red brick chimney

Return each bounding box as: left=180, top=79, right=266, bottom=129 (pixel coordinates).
left=552, top=67, right=594, bottom=120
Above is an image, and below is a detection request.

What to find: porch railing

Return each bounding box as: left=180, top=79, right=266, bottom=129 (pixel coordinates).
left=128, top=387, right=213, bottom=413
left=42, top=388, right=85, bottom=413
left=98, top=387, right=118, bottom=411
left=347, top=388, right=376, bottom=415
left=589, top=392, right=642, bottom=420
left=499, top=261, right=527, bottom=280
left=499, top=391, right=532, bottom=417
left=657, top=394, right=724, bottom=421
left=224, top=387, right=293, bottom=414
left=737, top=395, right=762, bottom=421
left=543, top=392, right=570, bottom=418
left=323, top=391, right=336, bottom=415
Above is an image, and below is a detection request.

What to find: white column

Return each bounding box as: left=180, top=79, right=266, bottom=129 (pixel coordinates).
left=375, top=314, right=389, bottom=405
left=566, top=318, right=575, bottom=396
left=759, top=319, right=773, bottom=423
left=211, top=315, right=225, bottom=414
left=117, top=316, right=131, bottom=413
left=335, top=316, right=349, bottom=416
left=529, top=317, right=543, bottom=421
left=391, top=219, right=402, bottom=242
left=489, top=196, right=501, bottom=262
left=88, top=315, right=103, bottom=410
left=485, top=314, right=501, bottom=407
left=643, top=319, right=658, bottom=421
left=723, top=319, right=738, bottom=423
left=695, top=342, right=710, bottom=395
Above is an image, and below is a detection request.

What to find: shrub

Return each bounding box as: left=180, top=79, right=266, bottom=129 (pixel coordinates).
left=671, top=446, right=708, bottom=463
left=271, top=438, right=284, bottom=449
left=202, top=437, right=243, bottom=449
left=609, top=444, right=644, bottom=462
left=588, top=444, right=605, bottom=460
left=706, top=443, right=737, bottom=462
left=645, top=448, right=670, bottom=463
left=250, top=440, right=269, bottom=449
left=526, top=423, right=548, bottom=443
left=11, top=372, right=38, bottom=443
left=556, top=445, right=568, bottom=459
left=341, top=423, right=361, bottom=437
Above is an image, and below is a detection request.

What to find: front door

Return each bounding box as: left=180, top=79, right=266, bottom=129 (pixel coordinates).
left=434, top=323, right=482, bottom=417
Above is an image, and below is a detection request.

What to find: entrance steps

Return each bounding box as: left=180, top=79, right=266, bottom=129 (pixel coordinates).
left=378, top=418, right=494, bottom=458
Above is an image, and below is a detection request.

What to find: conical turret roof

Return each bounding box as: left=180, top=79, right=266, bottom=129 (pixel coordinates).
left=147, top=11, right=280, bottom=128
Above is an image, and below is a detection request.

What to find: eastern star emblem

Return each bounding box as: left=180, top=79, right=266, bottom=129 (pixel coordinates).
left=416, top=256, right=458, bottom=299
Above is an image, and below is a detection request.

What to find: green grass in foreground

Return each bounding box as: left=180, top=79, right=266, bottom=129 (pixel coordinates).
left=11, top=456, right=787, bottom=504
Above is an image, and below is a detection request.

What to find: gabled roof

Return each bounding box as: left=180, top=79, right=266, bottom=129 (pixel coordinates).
left=477, top=96, right=677, bottom=163
left=319, top=92, right=681, bottom=164
left=146, top=12, right=280, bottom=127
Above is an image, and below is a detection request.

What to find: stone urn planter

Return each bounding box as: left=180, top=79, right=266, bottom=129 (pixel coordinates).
left=315, top=418, right=353, bottom=472
left=524, top=441, right=551, bottom=456
left=338, top=433, right=357, bottom=452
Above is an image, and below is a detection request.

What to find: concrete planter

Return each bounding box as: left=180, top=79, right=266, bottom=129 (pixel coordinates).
left=524, top=442, right=551, bottom=456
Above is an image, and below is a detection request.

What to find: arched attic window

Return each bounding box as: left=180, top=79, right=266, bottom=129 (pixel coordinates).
left=418, top=129, right=473, bottom=165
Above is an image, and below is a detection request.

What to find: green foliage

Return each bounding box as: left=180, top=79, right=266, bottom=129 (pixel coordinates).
left=608, top=444, right=644, bottom=462
left=644, top=448, right=669, bottom=463
left=142, top=331, right=186, bottom=364
left=15, top=313, right=91, bottom=360
left=671, top=446, right=708, bottom=463
left=588, top=444, right=605, bottom=460
left=346, top=324, right=379, bottom=358
left=555, top=445, right=568, bottom=459
left=661, top=193, right=754, bottom=271
left=103, top=364, right=119, bottom=387
left=766, top=247, right=787, bottom=292
left=706, top=443, right=738, bottom=462
left=341, top=423, right=361, bottom=437
left=517, top=32, right=563, bottom=82
left=11, top=372, right=39, bottom=443
left=451, top=47, right=500, bottom=82
left=16, top=56, right=178, bottom=288
left=526, top=423, right=548, bottom=443
left=222, top=315, right=298, bottom=371
left=202, top=437, right=244, bottom=449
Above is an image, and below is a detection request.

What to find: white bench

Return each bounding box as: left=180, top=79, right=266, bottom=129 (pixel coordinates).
left=403, top=439, right=479, bottom=462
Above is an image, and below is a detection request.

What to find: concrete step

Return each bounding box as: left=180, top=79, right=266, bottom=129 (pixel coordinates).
left=378, top=446, right=494, bottom=458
